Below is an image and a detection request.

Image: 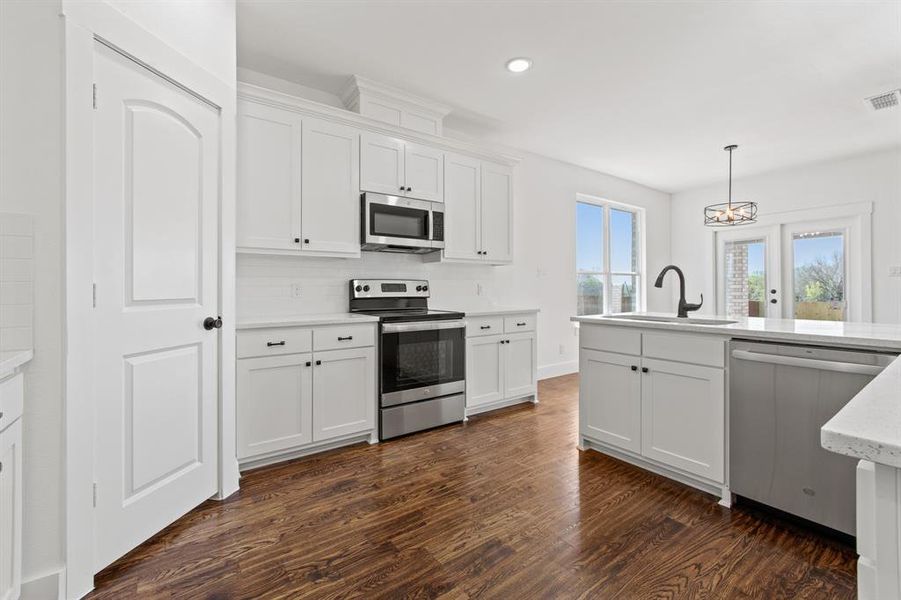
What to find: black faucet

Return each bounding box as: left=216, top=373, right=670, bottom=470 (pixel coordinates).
left=654, top=265, right=703, bottom=318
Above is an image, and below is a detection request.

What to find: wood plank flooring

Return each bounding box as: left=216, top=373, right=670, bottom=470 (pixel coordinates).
left=87, top=374, right=857, bottom=599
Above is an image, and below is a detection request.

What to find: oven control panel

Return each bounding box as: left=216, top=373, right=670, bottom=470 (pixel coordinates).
left=350, top=279, right=430, bottom=299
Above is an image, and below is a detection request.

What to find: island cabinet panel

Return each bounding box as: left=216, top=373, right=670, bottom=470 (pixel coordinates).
left=580, top=325, right=641, bottom=356
left=640, top=357, right=724, bottom=481
left=579, top=349, right=641, bottom=453
left=642, top=331, right=725, bottom=368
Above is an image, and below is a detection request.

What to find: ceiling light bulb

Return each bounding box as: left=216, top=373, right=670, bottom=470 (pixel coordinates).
left=505, top=58, right=532, bottom=73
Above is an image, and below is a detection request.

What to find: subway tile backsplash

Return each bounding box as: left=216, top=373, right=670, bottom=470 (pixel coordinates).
left=0, top=213, right=34, bottom=352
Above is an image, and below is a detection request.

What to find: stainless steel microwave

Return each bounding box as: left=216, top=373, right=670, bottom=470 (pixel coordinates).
left=361, top=193, right=445, bottom=254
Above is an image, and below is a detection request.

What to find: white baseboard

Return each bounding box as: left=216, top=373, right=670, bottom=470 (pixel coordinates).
left=538, top=360, right=578, bottom=380
left=22, top=567, right=65, bottom=600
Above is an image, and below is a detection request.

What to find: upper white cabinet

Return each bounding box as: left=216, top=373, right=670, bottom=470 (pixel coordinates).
left=237, top=100, right=360, bottom=257
left=237, top=101, right=302, bottom=252
left=440, top=154, right=513, bottom=264
left=360, top=132, right=444, bottom=202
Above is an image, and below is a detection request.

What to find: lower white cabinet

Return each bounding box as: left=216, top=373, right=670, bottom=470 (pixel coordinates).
left=0, top=373, right=23, bottom=600
left=236, top=325, right=376, bottom=466
left=465, top=313, right=537, bottom=413
left=579, top=325, right=726, bottom=492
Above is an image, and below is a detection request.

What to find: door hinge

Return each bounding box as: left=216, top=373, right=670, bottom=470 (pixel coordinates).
left=92, top=283, right=97, bottom=308
left=93, top=482, right=97, bottom=507
left=92, top=83, right=97, bottom=109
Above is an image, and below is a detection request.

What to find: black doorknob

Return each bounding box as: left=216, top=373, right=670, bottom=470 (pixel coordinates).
left=770, top=299, right=778, bottom=304
left=203, top=316, right=223, bottom=330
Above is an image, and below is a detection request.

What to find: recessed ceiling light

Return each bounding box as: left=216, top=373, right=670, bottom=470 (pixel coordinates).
left=505, top=57, right=532, bottom=73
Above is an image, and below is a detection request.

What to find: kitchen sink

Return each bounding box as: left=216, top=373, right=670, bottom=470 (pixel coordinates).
left=605, top=314, right=739, bottom=326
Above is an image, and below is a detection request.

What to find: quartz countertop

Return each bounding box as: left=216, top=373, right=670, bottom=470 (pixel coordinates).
left=822, top=356, right=901, bottom=468
left=571, top=312, right=901, bottom=351
left=236, top=313, right=380, bottom=330
left=440, top=306, right=540, bottom=317
left=0, top=350, right=33, bottom=378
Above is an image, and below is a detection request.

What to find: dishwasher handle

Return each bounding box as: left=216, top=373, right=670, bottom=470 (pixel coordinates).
left=731, top=349, right=886, bottom=376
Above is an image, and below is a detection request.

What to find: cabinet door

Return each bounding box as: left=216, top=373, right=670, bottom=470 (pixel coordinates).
left=579, top=349, right=641, bottom=453
left=237, top=100, right=302, bottom=251
left=443, top=153, right=481, bottom=261
left=504, top=332, right=537, bottom=399
left=237, top=353, right=313, bottom=460
left=480, top=162, right=513, bottom=263
left=466, top=335, right=505, bottom=407
left=360, top=132, right=405, bottom=196
left=640, top=358, right=724, bottom=482
left=301, top=118, right=361, bottom=256
left=312, top=347, right=375, bottom=442
left=404, top=143, right=444, bottom=202
left=0, top=420, right=22, bottom=600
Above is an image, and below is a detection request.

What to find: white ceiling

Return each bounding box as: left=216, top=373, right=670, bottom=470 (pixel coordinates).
left=237, top=1, right=901, bottom=193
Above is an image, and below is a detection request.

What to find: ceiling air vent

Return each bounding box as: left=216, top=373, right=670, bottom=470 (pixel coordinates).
left=866, top=90, right=900, bottom=111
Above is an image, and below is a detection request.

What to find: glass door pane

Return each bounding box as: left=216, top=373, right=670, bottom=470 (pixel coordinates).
left=723, top=239, right=767, bottom=318
left=791, top=230, right=845, bottom=321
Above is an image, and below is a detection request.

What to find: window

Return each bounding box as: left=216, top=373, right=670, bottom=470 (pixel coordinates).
left=576, top=196, right=643, bottom=315
left=791, top=230, right=846, bottom=321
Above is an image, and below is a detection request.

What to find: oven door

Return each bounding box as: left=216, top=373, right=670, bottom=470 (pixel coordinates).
left=363, top=194, right=434, bottom=249
left=380, top=320, right=465, bottom=407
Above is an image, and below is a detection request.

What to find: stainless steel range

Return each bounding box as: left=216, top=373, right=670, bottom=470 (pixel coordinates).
left=349, top=279, right=465, bottom=439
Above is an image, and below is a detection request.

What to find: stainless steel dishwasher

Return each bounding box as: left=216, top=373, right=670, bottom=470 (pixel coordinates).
left=729, top=339, right=897, bottom=535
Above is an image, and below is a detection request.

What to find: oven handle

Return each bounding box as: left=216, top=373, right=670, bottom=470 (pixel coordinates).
left=382, top=320, right=465, bottom=334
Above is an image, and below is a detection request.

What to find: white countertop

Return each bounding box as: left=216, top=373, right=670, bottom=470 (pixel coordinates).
left=0, top=350, right=33, bottom=378
left=822, top=357, right=901, bottom=469
left=572, top=312, right=901, bottom=351
left=236, top=313, right=379, bottom=330
left=441, top=305, right=540, bottom=317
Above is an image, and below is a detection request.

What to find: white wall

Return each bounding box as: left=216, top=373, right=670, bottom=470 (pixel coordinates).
left=671, top=148, right=901, bottom=324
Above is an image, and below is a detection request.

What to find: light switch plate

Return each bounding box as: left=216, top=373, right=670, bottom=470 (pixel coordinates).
left=889, top=266, right=901, bottom=278
left=291, top=284, right=302, bottom=297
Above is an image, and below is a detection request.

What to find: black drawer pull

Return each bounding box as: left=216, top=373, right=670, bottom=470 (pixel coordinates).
left=480, top=325, right=491, bottom=330
left=516, top=322, right=526, bottom=326
left=337, top=336, right=353, bottom=341
left=267, top=341, right=286, bottom=347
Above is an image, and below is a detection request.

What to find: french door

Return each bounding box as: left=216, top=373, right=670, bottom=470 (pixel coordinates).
left=716, top=217, right=861, bottom=322
left=92, top=41, right=221, bottom=570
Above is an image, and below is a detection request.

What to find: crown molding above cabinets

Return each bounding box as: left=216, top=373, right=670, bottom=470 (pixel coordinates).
left=339, top=75, right=453, bottom=136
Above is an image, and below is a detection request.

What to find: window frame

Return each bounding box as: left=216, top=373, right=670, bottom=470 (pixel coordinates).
left=575, top=193, right=647, bottom=315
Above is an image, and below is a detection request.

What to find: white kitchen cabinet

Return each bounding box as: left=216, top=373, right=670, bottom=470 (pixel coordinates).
left=640, top=357, right=724, bottom=481
left=436, top=154, right=512, bottom=264
left=360, top=132, right=444, bottom=202
left=236, top=324, right=377, bottom=467
left=360, top=132, right=405, bottom=196
left=312, top=347, right=375, bottom=442
left=465, top=313, right=538, bottom=414
left=465, top=335, right=505, bottom=408
left=237, top=100, right=302, bottom=251
left=301, top=118, right=360, bottom=255
left=0, top=371, right=22, bottom=600
left=237, top=353, right=314, bottom=459
left=237, top=101, right=360, bottom=257
left=579, top=349, right=641, bottom=454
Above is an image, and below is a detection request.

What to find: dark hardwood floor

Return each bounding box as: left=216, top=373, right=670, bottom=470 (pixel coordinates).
left=88, top=373, right=856, bottom=599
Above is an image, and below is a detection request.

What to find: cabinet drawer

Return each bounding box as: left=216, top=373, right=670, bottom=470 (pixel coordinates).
left=642, top=331, right=725, bottom=368
left=504, top=314, right=535, bottom=333
left=312, top=324, right=375, bottom=352
left=466, top=316, right=504, bottom=337
left=237, top=328, right=312, bottom=359
left=579, top=325, right=641, bottom=356
left=0, top=373, right=23, bottom=431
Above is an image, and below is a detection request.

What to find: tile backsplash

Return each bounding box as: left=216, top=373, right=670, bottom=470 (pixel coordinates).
left=0, top=214, right=34, bottom=352
left=237, top=251, right=509, bottom=317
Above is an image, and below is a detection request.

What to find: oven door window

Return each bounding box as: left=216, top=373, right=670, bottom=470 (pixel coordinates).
left=370, top=204, right=429, bottom=240
left=381, top=327, right=464, bottom=394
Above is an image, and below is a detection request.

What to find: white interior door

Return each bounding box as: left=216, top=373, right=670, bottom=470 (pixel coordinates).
left=715, top=225, right=781, bottom=318
left=92, top=42, right=220, bottom=571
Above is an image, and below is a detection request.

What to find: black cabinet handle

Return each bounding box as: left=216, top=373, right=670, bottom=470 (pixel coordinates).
left=770, top=299, right=778, bottom=304
left=305, top=361, right=312, bottom=367
left=770, top=289, right=777, bottom=294
left=631, top=365, right=638, bottom=371
left=315, top=360, right=322, bottom=365
left=266, top=341, right=286, bottom=347
left=641, top=367, right=649, bottom=373
left=294, top=237, right=300, bottom=243
left=304, top=238, right=310, bottom=244
left=400, top=186, right=405, bottom=191
left=406, top=186, right=412, bottom=192
left=516, top=322, right=526, bottom=326
left=480, top=325, right=491, bottom=330
left=337, top=336, right=353, bottom=341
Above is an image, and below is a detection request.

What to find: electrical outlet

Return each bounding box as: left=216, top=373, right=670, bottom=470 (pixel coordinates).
left=476, top=283, right=484, bottom=296
left=889, top=266, right=901, bottom=278
left=291, top=284, right=302, bottom=298
left=559, top=344, right=565, bottom=356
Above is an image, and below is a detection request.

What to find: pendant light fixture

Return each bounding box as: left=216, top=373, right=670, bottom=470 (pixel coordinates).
left=703, top=144, right=757, bottom=227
